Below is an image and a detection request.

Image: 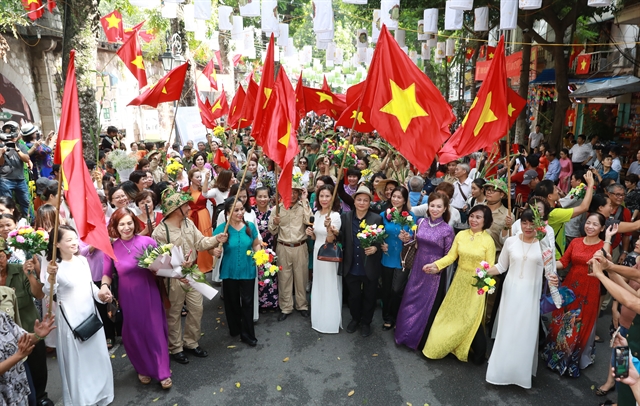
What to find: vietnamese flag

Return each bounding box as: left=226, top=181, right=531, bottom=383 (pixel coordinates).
left=139, top=29, right=156, bottom=43
left=486, top=46, right=496, bottom=60
left=128, top=62, right=188, bottom=107
left=239, top=74, right=259, bottom=126
left=438, top=36, right=522, bottom=163
left=100, top=10, right=124, bottom=43
left=210, top=88, right=229, bottom=121
left=357, top=25, right=454, bottom=173
left=227, top=85, right=248, bottom=129
left=294, top=72, right=306, bottom=126
left=47, top=0, right=55, bottom=13
left=506, top=87, right=526, bottom=128
left=213, top=149, right=231, bottom=170
left=195, top=84, right=216, bottom=129
left=576, top=54, right=591, bottom=75
left=568, top=43, right=584, bottom=68
left=202, top=59, right=218, bottom=91
left=21, top=0, right=44, bottom=20
left=122, top=21, right=145, bottom=42
left=334, top=81, right=374, bottom=133
left=465, top=47, right=474, bottom=61
left=54, top=50, right=115, bottom=260
left=302, top=85, right=347, bottom=120
left=116, top=27, right=147, bottom=89
left=252, top=34, right=276, bottom=145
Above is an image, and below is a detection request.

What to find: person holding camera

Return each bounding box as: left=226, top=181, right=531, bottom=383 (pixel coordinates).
left=0, top=122, right=32, bottom=221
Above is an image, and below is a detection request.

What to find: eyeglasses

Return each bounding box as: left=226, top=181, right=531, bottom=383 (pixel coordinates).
left=484, top=188, right=498, bottom=194
left=611, top=192, right=625, bottom=198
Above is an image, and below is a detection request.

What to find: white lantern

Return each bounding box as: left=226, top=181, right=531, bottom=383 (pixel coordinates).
left=313, top=0, right=335, bottom=34
left=427, top=34, right=437, bottom=47
left=519, top=0, right=542, bottom=10
left=474, top=7, right=488, bottom=31
left=194, top=0, right=211, bottom=20
left=380, top=0, right=400, bottom=30
left=261, top=0, right=279, bottom=35
left=195, top=20, right=207, bottom=41
left=372, top=10, right=381, bottom=42
left=448, top=0, right=473, bottom=10
left=357, top=47, right=367, bottom=64
left=436, top=41, right=446, bottom=59
left=278, top=24, right=289, bottom=47
left=366, top=47, right=374, bottom=66
left=421, top=43, right=430, bottom=60
left=209, top=31, right=220, bottom=51
left=316, top=39, right=329, bottom=50
left=317, top=30, right=334, bottom=41
left=239, top=0, right=260, bottom=17
left=394, top=29, right=405, bottom=47
left=163, top=0, right=184, bottom=3
left=274, top=46, right=280, bottom=62
left=409, top=50, right=419, bottom=65
left=161, top=2, right=177, bottom=18
left=326, top=42, right=336, bottom=61
left=401, top=46, right=408, bottom=55
left=244, top=46, right=256, bottom=59
left=335, top=48, right=344, bottom=65
left=356, top=29, right=368, bottom=48
left=243, top=29, right=255, bottom=54
left=500, top=0, right=518, bottom=30
left=343, top=0, right=367, bottom=4
left=417, top=20, right=428, bottom=41
left=231, top=16, right=244, bottom=41
left=587, top=0, right=612, bottom=6
left=423, top=9, right=438, bottom=34
left=302, top=45, right=313, bottom=65
left=445, top=38, right=455, bottom=57
left=218, top=6, right=233, bottom=31
left=444, top=2, right=463, bottom=31
left=183, top=4, right=196, bottom=32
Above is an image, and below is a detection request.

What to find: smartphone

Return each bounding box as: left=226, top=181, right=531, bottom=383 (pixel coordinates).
left=588, top=262, right=593, bottom=274
left=613, top=346, right=630, bottom=379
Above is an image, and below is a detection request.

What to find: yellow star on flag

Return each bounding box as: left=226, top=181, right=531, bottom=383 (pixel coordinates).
left=27, top=0, right=39, bottom=4
left=379, top=80, right=428, bottom=132
left=472, top=91, right=498, bottom=136
left=278, top=122, right=291, bottom=147
left=211, top=100, right=222, bottom=113
left=580, top=60, right=587, bottom=70
left=507, top=103, right=516, bottom=117
left=350, top=110, right=366, bottom=125
left=130, top=55, right=145, bottom=70
left=161, top=78, right=169, bottom=94
left=59, top=139, right=79, bottom=190
left=488, top=52, right=494, bottom=59
left=105, top=13, right=121, bottom=29
left=316, top=92, right=333, bottom=104
left=263, top=88, right=272, bottom=109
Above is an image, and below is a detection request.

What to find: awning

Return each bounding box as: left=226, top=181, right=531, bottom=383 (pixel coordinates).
left=570, top=76, right=640, bottom=98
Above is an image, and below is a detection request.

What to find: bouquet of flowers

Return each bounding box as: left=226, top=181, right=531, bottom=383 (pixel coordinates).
left=321, top=138, right=358, bottom=167
left=108, top=149, right=138, bottom=172
left=7, top=226, right=49, bottom=259
left=248, top=245, right=280, bottom=287
left=165, top=158, right=184, bottom=182
left=356, top=221, right=387, bottom=248
left=530, top=204, right=562, bottom=309
left=384, top=207, right=416, bottom=230
left=137, top=243, right=174, bottom=270
left=213, top=126, right=225, bottom=138
left=566, top=183, right=587, bottom=200
left=471, top=261, right=496, bottom=295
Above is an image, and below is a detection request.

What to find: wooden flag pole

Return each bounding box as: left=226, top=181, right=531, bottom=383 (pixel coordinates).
left=47, top=169, right=65, bottom=317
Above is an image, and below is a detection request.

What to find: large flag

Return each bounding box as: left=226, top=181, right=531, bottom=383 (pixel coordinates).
left=128, top=62, right=188, bottom=107
left=302, top=85, right=346, bottom=120
left=239, top=74, right=259, bottom=127
left=100, top=10, right=123, bottom=42
left=358, top=25, right=454, bottom=173
left=21, top=0, right=44, bottom=21
left=438, top=36, right=524, bottom=163
left=252, top=34, right=276, bottom=144
left=227, top=85, right=248, bottom=129
left=54, top=50, right=115, bottom=260
left=259, top=68, right=299, bottom=209
left=334, top=81, right=375, bottom=133
left=116, top=28, right=147, bottom=88
left=294, top=72, right=306, bottom=126
left=202, top=59, right=218, bottom=90
left=195, top=84, right=216, bottom=129
left=210, top=88, right=229, bottom=121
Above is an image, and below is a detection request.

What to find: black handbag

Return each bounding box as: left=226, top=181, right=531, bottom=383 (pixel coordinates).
left=400, top=218, right=424, bottom=272
left=317, top=242, right=343, bottom=263
left=60, top=283, right=103, bottom=342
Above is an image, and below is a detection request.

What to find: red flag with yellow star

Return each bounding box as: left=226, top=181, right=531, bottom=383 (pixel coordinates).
left=128, top=62, right=188, bottom=107
left=195, top=84, right=216, bottom=129
left=213, top=148, right=231, bottom=170
left=21, top=0, right=44, bottom=21
left=576, top=54, right=591, bottom=75
left=252, top=34, right=276, bottom=145
left=100, top=10, right=123, bottom=42
left=465, top=47, right=475, bottom=61
left=568, top=43, right=584, bottom=68
left=334, top=81, right=374, bottom=132
left=239, top=74, right=259, bottom=126
left=294, top=72, right=306, bottom=126
left=116, top=27, right=147, bottom=89
left=438, top=36, right=516, bottom=163
left=228, top=85, right=249, bottom=129
left=53, top=50, right=115, bottom=259
left=259, top=67, right=299, bottom=209
left=122, top=21, right=145, bottom=42
left=202, top=59, right=218, bottom=91
left=302, top=85, right=347, bottom=120
left=358, top=25, right=454, bottom=173
left=210, top=88, right=229, bottom=121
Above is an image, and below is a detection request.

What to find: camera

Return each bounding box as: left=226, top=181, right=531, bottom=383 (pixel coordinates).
left=594, top=143, right=604, bottom=150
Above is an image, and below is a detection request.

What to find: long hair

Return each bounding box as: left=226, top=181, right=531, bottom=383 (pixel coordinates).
left=427, top=192, right=451, bottom=224
left=223, top=198, right=252, bottom=237
left=215, top=170, right=233, bottom=193
left=229, top=183, right=251, bottom=212
left=314, top=184, right=341, bottom=213
left=46, top=225, right=78, bottom=263
left=389, top=187, right=410, bottom=213
left=35, top=204, right=58, bottom=233
left=0, top=196, right=21, bottom=223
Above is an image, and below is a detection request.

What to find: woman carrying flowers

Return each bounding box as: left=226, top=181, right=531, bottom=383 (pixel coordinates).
left=252, top=187, right=278, bottom=310
left=379, top=187, right=416, bottom=331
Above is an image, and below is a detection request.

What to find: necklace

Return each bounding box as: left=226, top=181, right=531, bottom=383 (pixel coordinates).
left=428, top=218, right=443, bottom=227
left=520, top=236, right=535, bottom=279
left=120, top=238, right=134, bottom=254
left=469, top=230, right=482, bottom=241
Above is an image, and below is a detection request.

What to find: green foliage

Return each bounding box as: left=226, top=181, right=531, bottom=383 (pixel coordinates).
left=0, top=0, right=30, bottom=36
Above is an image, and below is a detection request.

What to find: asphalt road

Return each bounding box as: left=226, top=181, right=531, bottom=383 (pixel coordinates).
left=45, top=294, right=615, bottom=406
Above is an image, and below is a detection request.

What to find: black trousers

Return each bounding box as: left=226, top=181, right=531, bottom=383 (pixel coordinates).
left=94, top=281, right=117, bottom=341
left=223, top=279, right=256, bottom=340
left=381, top=266, right=407, bottom=324
left=469, top=325, right=487, bottom=365
left=26, top=339, right=47, bottom=401
left=345, top=273, right=377, bottom=325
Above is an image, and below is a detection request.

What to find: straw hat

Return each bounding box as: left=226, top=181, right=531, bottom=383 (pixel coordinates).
left=374, top=179, right=399, bottom=195
left=161, top=188, right=194, bottom=217
left=353, top=185, right=373, bottom=200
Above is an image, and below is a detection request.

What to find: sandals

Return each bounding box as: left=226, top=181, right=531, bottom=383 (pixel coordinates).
left=161, top=378, right=173, bottom=389
left=595, top=384, right=615, bottom=396
left=106, top=339, right=114, bottom=350
left=138, top=375, right=151, bottom=385
left=382, top=323, right=394, bottom=331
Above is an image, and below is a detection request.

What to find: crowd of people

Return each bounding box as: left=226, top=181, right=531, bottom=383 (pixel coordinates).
left=1, top=118, right=640, bottom=405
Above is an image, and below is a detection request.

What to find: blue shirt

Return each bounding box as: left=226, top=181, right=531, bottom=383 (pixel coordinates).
left=214, top=222, right=258, bottom=280
left=545, top=158, right=561, bottom=181
left=351, top=214, right=366, bottom=276
left=600, top=168, right=619, bottom=182
left=381, top=212, right=416, bottom=268
left=409, top=191, right=424, bottom=207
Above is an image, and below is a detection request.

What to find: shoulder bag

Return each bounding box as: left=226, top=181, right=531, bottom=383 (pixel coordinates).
left=59, top=282, right=103, bottom=342
left=400, top=218, right=425, bottom=273
left=316, top=213, right=343, bottom=263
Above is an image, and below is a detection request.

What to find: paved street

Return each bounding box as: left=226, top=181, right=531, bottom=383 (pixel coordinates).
left=45, top=294, right=614, bottom=406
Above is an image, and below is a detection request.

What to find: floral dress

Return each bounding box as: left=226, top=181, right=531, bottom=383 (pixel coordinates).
left=253, top=206, right=278, bottom=309
left=0, top=312, right=30, bottom=406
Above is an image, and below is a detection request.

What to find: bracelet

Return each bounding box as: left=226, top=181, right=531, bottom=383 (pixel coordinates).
left=623, top=251, right=629, bottom=255
left=604, top=240, right=612, bottom=244
left=101, top=283, right=110, bottom=288
left=34, top=333, right=44, bottom=341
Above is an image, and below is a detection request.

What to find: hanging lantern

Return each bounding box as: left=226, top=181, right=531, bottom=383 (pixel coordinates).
left=380, top=0, right=400, bottom=30
left=261, top=0, right=279, bottom=35
left=313, top=0, right=335, bottom=34
left=436, top=41, right=446, bottom=59
left=587, top=0, right=612, bottom=6
left=302, top=45, right=313, bottom=65
left=474, top=7, right=488, bottom=31
left=316, top=39, right=329, bottom=50
left=500, top=0, right=518, bottom=30
left=394, top=29, right=405, bottom=47
left=366, top=47, right=374, bottom=66
left=161, top=2, right=177, bottom=18
left=421, top=43, right=430, bottom=61
left=278, top=23, right=289, bottom=47
left=417, top=20, right=428, bottom=41
left=183, top=4, right=196, bottom=32
left=444, top=2, right=463, bottom=31
left=445, top=38, right=455, bottom=57
left=519, top=0, right=542, bottom=9
left=427, top=34, right=437, bottom=47
left=423, top=9, right=438, bottom=34
left=209, top=31, right=220, bottom=51
left=357, top=47, right=367, bottom=64
left=356, top=29, right=368, bottom=48
left=335, top=48, right=344, bottom=65
left=326, top=42, right=336, bottom=62
left=343, top=0, right=367, bottom=4
left=218, top=6, right=233, bottom=31
left=194, top=0, right=211, bottom=20
left=317, top=30, right=334, bottom=41
left=409, top=50, right=419, bottom=65
left=243, top=28, right=255, bottom=54
left=231, top=16, right=244, bottom=41
left=129, top=0, right=159, bottom=7
left=448, top=0, right=473, bottom=10
left=240, top=0, right=260, bottom=17
left=372, top=10, right=381, bottom=42
left=195, top=19, right=207, bottom=40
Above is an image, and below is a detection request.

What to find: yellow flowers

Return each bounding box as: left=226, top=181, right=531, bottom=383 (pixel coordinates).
left=411, top=225, right=417, bottom=232
left=253, top=250, right=270, bottom=266
left=488, top=279, right=496, bottom=286
left=359, top=220, right=366, bottom=229
left=166, top=158, right=183, bottom=181
left=213, top=126, right=225, bottom=137
left=246, top=250, right=252, bottom=256
left=370, top=154, right=379, bottom=160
